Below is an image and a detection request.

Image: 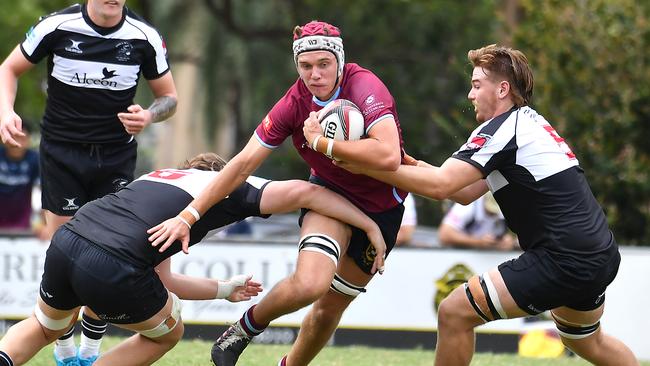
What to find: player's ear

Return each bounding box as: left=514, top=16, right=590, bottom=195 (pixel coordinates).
left=498, top=81, right=510, bottom=99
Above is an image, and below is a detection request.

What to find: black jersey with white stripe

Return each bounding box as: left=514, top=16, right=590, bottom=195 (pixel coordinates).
left=65, top=169, right=271, bottom=267
left=20, top=4, right=169, bottom=144
left=453, top=106, right=612, bottom=255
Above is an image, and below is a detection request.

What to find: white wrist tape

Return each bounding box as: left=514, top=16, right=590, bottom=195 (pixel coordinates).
left=311, top=135, right=322, bottom=151
left=325, top=138, right=334, bottom=158
left=216, top=274, right=250, bottom=299
left=185, top=206, right=201, bottom=221
left=177, top=216, right=191, bottom=229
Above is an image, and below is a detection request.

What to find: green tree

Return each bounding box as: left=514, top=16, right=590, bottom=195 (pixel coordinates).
left=152, top=0, right=498, bottom=225
left=514, top=0, right=650, bottom=244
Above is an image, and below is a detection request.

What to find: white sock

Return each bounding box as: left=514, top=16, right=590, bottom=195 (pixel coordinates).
left=78, top=334, right=101, bottom=359
left=54, top=337, right=76, bottom=360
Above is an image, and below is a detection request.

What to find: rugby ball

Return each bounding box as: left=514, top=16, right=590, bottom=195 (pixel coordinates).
left=317, top=99, right=365, bottom=141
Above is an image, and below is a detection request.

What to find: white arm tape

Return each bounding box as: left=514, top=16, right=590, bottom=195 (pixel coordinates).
left=311, top=135, right=322, bottom=151
left=216, top=274, right=250, bottom=299
left=185, top=205, right=201, bottom=221
left=325, top=138, right=334, bottom=158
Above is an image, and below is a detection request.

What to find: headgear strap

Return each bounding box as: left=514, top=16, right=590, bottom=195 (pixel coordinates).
left=292, top=21, right=345, bottom=80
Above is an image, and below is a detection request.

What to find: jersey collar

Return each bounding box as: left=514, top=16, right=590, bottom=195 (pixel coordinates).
left=82, top=3, right=127, bottom=36
left=312, top=86, right=341, bottom=107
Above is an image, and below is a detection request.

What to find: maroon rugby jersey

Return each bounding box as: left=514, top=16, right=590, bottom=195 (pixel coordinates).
left=254, top=63, right=407, bottom=213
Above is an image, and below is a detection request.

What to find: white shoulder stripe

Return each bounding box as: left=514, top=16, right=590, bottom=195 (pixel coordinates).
left=22, top=13, right=83, bottom=56
left=124, top=16, right=168, bottom=74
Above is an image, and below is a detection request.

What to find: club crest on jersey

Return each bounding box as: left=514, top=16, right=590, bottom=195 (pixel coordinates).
left=464, top=133, right=492, bottom=150
left=115, top=41, right=133, bottom=62
left=262, top=114, right=273, bottom=133
left=65, top=39, right=83, bottom=54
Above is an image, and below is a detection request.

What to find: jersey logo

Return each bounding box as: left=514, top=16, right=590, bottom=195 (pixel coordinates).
left=70, top=71, right=118, bottom=88
left=464, top=133, right=492, bottom=150
left=365, top=95, right=375, bottom=105
left=262, top=114, right=273, bottom=133
left=65, top=39, right=83, bottom=54
left=115, top=41, right=133, bottom=62
left=102, top=67, right=118, bottom=80
left=62, top=197, right=80, bottom=211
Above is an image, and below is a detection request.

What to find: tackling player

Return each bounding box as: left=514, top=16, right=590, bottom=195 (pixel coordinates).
left=0, top=2, right=177, bottom=364
left=336, top=44, right=639, bottom=366
left=0, top=152, right=387, bottom=366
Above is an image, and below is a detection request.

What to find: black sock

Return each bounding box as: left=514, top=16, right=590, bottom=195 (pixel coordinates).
left=81, top=312, right=107, bottom=340
left=59, top=325, right=75, bottom=340
left=0, top=350, right=14, bottom=366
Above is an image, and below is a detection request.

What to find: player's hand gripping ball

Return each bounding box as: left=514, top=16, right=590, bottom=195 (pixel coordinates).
left=317, top=99, right=365, bottom=141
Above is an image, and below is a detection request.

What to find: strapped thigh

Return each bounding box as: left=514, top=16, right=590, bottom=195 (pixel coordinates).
left=464, top=273, right=507, bottom=322
left=34, top=304, right=75, bottom=331
left=330, top=273, right=366, bottom=298
left=551, top=311, right=600, bottom=339
left=298, top=233, right=341, bottom=267
left=139, top=293, right=183, bottom=338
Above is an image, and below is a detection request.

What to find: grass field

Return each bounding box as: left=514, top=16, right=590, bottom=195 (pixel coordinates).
left=25, top=336, right=650, bottom=365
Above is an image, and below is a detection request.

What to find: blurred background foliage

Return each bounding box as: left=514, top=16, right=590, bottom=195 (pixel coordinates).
left=2, top=0, right=649, bottom=244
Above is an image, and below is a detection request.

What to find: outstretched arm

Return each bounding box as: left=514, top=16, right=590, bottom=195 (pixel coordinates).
left=148, top=137, right=271, bottom=253
left=155, top=258, right=262, bottom=302
left=259, top=180, right=386, bottom=274
left=337, top=157, right=484, bottom=202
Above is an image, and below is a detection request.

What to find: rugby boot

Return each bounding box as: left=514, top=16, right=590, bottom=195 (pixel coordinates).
left=211, top=321, right=252, bottom=366
left=53, top=351, right=80, bottom=366
left=77, top=353, right=98, bottom=366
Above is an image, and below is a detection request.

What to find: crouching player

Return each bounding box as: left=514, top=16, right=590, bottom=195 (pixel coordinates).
left=0, top=152, right=386, bottom=366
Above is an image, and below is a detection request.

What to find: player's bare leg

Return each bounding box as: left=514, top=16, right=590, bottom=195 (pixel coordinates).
left=0, top=298, right=79, bottom=366
left=287, top=253, right=371, bottom=366
left=42, top=211, right=71, bottom=241
left=434, top=269, right=526, bottom=366
left=93, top=292, right=183, bottom=366
left=211, top=212, right=350, bottom=366
left=552, top=306, right=639, bottom=366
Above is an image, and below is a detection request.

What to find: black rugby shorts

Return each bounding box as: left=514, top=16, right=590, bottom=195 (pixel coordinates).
left=41, top=226, right=168, bottom=324
left=40, top=138, right=137, bottom=215
left=299, top=175, right=404, bottom=275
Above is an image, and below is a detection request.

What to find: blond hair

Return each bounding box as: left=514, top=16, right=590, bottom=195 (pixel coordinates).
left=468, top=44, right=534, bottom=107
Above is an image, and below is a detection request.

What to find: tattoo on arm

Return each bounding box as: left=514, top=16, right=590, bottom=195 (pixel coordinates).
left=148, top=96, right=177, bottom=122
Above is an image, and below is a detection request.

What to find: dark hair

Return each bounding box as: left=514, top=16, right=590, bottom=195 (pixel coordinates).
left=468, top=44, right=534, bottom=107
left=179, top=152, right=227, bottom=171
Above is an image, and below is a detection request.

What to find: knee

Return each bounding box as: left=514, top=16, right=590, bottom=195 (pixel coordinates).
left=288, top=274, right=331, bottom=304
left=310, top=302, right=344, bottom=326
left=437, top=293, right=477, bottom=331
left=436, top=298, right=459, bottom=329
left=42, top=327, right=68, bottom=343
left=147, top=321, right=184, bottom=349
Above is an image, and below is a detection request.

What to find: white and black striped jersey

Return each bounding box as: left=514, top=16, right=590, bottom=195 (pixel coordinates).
left=65, top=169, right=271, bottom=267
left=20, top=4, right=169, bottom=144
left=453, top=106, right=612, bottom=255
